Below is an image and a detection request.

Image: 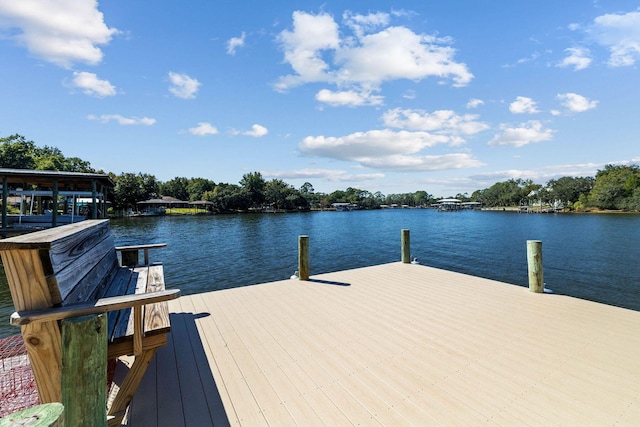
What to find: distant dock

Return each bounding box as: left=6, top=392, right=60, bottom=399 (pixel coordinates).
left=126, top=262, right=640, bottom=426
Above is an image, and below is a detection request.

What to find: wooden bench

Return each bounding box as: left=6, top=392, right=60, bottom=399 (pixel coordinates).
left=0, top=220, right=180, bottom=426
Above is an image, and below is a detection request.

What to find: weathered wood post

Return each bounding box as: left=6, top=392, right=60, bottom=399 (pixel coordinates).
left=2, top=175, right=7, bottom=228
left=527, top=240, right=544, bottom=293
left=91, top=179, right=98, bottom=219
left=401, top=229, right=410, bottom=263
left=298, top=235, right=309, bottom=280
left=52, top=180, right=58, bottom=227
left=61, top=314, right=107, bottom=427
left=120, top=249, right=139, bottom=267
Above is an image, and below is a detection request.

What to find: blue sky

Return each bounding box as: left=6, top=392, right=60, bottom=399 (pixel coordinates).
left=0, top=1, right=638, bottom=197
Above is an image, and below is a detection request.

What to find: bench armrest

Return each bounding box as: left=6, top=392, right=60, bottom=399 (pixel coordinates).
left=115, top=244, right=167, bottom=265
left=10, top=289, right=180, bottom=326
left=114, top=243, right=167, bottom=251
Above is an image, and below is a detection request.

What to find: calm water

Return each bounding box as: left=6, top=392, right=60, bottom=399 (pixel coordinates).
left=1, top=210, right=639, bottom=337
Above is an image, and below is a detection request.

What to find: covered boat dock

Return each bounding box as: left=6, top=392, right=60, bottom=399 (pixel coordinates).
left=0, top=168, right=114, bottom=229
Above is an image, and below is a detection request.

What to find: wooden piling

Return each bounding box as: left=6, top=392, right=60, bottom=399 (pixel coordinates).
left=298, top=235, right=309, bottom=280
left=527, top=240, right=544, bottom=293
left=61, top=314, right=107, bottom=427
left=52, top=180, right=58, bottom=227
left=401, top=229, right=410, bottom=263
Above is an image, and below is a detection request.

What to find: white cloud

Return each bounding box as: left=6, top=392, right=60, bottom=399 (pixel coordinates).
left=189, top=122, right=218, bottom=136
left=243, top=124, right=268, bottom=137
left=488, top=120, right=554, bottom=147
left=504, top=52, right=541, bottom=68
left=87, top=114, right=155, bottom=126
left=315, top=88, right=383, bottom=106
left=468, top=161, right=604, bottom=184
left=275, top=10, right=472, bottom=97
left=275, top=11, right=340, bottom=90
left=342, top=11, right=390, bottom=38
left=509, top=96, right=540, bottom=114
left=588, top=9, right=640, bottom=66
left=359, top=153, right=484, bottom=172
left=402, top=90, right=416, bottom=100
left=382, top=108, right=489, bottom=140
left=557, top=92, right=598, bottom=112
left=334, top=26, right=472, bottom=87
left=168, top=72, right=201, bottom=99
left=300, top=129, right=449, bottom=161
left=263, top=168, right=384, bottom=182
left=0, top=0, right=118, bottom=68
left=71, top=71, right=116, bottom=97
left=466, top=98, right=484, bottom=109
left=557, top=47, right=592, bottom=70
left=226, top=32, right=246, bottom=55
left=299, top=106, right=487, bottom=173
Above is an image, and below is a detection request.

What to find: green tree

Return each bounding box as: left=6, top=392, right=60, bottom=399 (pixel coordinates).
left=622, top=187, right=640, bottom=210
left=240, top=172, right=266, bottom=208
left=299, top=182, right=314, bottom=195
left=589, top=164, right=640, bottom=210
left=327, top=189, right=347, bottom=205
left=161, top=177, right=190, bottom=201
left=1, top=135, right=97, bottom=172
left=264, top=179, right=309, bottom=210
left=547, top=176, right=594, bottom=208
left=414, top=191, right=432, bottom=206
left=0, top=134, right=36, bottom=169
left=139, top=174, right=159, bottom=200
left=112, top=173, right=159, bottom=210
left=204, top=183, right=250, bottom=212
left=187, top=178, right=216, bottom=201
left=265, top=179, right=293, bottom=210
left=473, top=179, right=539, bottom=207
left=113, top=173, right=142, bottom=210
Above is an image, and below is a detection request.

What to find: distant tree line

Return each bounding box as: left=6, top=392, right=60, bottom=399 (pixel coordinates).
left=2, top=134, right=640, bottom=212
left=469, top=164, right=640, bottom=211
left=0, top=134, right=96, bottom=173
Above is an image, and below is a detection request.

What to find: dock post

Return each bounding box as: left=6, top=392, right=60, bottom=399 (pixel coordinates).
left=2, top=176, right=7, bottom=228
left=401, top=229, right=410, bottom=263
left=527, top=240, right=544, bottom=293
left=61, top=314, right=107, bottom=427
left=299, top=235, right=309, bottom=280
left=52, top=180, right=58, bottom=227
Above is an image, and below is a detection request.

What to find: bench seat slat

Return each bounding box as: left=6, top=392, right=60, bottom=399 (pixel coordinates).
left=144, top=264, right=170, bottom=333
left=120, top=267, right=149, bottom=341
left=103, top=267, right=137, bottom=342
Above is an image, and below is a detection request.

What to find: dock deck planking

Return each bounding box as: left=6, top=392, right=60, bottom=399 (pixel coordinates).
left=126, top=262, right=640, bottom=426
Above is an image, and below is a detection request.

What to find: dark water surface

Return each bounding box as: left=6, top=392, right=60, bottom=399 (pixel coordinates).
left=1, top=210, right=639, bottom=337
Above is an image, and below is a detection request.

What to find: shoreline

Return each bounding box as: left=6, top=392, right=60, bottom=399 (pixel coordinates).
left=481, top=207, right=639, bottom=214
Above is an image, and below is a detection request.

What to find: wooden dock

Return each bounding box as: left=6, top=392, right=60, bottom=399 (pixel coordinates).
left=125, top=262, right=640, bottom=426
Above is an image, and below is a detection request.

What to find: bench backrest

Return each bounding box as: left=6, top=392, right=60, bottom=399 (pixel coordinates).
left=0, top=220, right=119, bottom=312
left=0, top=220, right=123, bottom=403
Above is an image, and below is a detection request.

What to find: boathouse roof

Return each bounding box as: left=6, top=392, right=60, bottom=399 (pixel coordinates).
left=137, top=196, right=189, bottom=205
left=0, top=168, right=114, bottom=189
